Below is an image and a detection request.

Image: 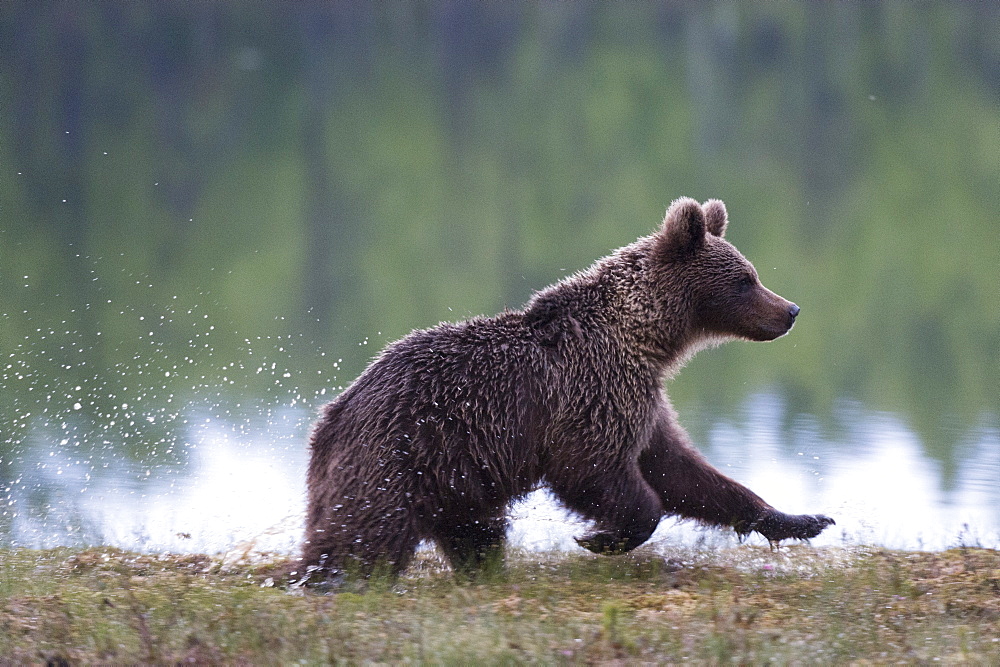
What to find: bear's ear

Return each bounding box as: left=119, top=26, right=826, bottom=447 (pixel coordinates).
left=703, top=199, right=728, bottom=238
left=659, top=197, right=707, bottom=256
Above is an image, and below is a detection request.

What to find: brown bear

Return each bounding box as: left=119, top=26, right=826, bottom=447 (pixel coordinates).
left=303, top=197, right=833, bottom=579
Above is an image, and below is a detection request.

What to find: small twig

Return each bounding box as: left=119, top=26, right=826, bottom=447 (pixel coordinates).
left=119, top=572, right=157, bottom=663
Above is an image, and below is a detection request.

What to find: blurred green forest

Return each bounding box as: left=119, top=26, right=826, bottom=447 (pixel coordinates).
left=1, top=2, right=998, bottom=452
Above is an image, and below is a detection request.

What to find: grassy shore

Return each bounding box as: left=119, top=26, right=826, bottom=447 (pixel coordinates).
left=1, top=543, right=998, bottom=664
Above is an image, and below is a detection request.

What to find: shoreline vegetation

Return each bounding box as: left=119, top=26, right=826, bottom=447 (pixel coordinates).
left=2, top=544, right=998, bottom=663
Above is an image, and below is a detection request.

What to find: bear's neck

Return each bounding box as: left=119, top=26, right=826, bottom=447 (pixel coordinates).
left=523, top=241, right=701, bottom=376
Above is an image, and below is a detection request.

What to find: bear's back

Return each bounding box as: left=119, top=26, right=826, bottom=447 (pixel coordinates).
left=313, top=312, right=546, bottom=467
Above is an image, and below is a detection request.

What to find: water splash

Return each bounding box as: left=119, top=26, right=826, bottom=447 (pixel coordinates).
left=3, top=396, right=998, bottom=555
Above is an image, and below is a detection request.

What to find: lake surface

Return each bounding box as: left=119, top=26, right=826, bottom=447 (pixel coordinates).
left=4, top=4, right=1000, bottom=561
left=4, top=392, right=997, bottom=556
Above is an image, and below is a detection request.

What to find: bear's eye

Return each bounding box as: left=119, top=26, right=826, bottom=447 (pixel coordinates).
left=737, top=274, right=755, bottom=290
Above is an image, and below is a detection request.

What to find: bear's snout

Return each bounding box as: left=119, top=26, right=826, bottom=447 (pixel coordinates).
left=742, top=291, right=799, bottom=341
left=777, top=300, right=800, bottom=334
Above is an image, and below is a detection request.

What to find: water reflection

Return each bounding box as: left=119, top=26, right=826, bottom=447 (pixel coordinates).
left=513, top=396, right=1000, bottom=552
left=3, top=395, right=998, bottom=554
left=5, top=407, right=310, bottom=554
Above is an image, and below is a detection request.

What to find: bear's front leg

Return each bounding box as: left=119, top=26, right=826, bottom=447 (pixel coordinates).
left=641, top=408, right=835, bottom=544
left=551, top=465, right=664, bottom=555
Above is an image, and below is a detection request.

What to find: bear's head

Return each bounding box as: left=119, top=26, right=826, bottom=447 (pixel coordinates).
left=653, top=197, right=799, bottom=344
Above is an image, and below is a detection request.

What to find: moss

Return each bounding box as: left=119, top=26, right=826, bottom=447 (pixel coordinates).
left=1, top=545, right=998, bottom=663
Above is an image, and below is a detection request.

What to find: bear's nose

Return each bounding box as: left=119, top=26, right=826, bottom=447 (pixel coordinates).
left=788, top=303, right=801, bottom=319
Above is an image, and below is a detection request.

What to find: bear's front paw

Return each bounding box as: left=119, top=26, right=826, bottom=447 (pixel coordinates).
left=575, top=532, right=622, bottom=555
left=575, top=531, right=633, bottom=555
left=751, top=511, right=835, bottom=543
left=576, top=521, right=659, bottom=554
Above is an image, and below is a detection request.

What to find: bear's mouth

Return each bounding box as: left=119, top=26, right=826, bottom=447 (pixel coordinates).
left=745, top=316, right=796, bottom=341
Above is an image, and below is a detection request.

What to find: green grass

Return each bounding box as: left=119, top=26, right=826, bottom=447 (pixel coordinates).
left=1, top=544, right=998, bottom=663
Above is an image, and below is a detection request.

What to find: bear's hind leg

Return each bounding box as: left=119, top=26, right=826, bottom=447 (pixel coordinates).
left=432, top=516, right=508, bottom=575
left=303, top=503, right=421, bottom=581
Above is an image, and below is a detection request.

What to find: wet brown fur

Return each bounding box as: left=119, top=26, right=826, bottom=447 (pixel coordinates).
left=303, top=197, right=833, bottom=578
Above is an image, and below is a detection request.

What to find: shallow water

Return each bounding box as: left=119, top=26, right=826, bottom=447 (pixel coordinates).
left=4, top=1, right=1000, bottom=564
left=3, top=394, right=997, bottom=555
